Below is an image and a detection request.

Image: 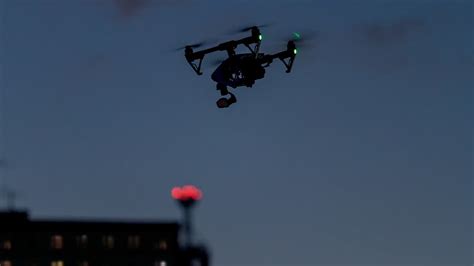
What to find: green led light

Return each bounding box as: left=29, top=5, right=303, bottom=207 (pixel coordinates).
left=293, top=48, right=298, bottom=54
left=293, top=32, right=301, bottom=39
left=259, top=34, right=263, bottom=41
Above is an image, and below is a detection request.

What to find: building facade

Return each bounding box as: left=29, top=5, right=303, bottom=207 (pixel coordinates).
left=0, top=211, right=209, bottom=266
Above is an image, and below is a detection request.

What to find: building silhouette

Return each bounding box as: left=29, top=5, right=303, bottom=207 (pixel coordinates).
left=0, top=210, right=210, bottom=266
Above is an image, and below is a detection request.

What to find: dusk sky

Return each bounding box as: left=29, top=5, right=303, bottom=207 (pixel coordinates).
left=0, top=0, right=472, bottom=265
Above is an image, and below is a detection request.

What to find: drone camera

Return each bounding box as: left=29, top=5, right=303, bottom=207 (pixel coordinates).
left=216, top=98, right=230, bottom=108
left=216, top=93, right=237, bottom=108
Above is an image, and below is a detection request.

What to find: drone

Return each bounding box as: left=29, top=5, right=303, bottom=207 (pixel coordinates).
left=182, top=26, right=299, bottom=108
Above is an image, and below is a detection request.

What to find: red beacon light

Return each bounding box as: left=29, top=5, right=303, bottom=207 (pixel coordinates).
left=171, top=185, right=202, bottom=205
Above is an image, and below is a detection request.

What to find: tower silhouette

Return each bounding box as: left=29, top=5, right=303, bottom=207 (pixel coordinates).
left=171, top=185, right=210, bottom=266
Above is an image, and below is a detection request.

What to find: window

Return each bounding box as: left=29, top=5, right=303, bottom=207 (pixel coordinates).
left=127, top=235, right=140, bottom=249
left=76, top=235, right=88, bottom=248
left=1, top=240, right=12, bottom=250
left=51, top=235, right=63, bottom=249
left=51, top=261, right=64, bottom=266
left=102, top=235, right=114, bottom=249
left=1, top=261, right=12, bottom=266
left=156, top=240, right=167, bottom=250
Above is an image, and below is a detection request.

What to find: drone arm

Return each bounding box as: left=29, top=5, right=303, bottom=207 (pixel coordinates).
left=184, top=32, right=262, bottom=75
left=185, top=42, right=236, bottom=75
left=189, top=40, right=239, bottom=59
left=244, top=38, right=261, bottom=56
left=259, top=50, right=296, bottom=72
left=258, top=55, right=274, bottom=67
left=187, top=34, right=261, bottom=60
left=186, top=43, right=236, bottom=75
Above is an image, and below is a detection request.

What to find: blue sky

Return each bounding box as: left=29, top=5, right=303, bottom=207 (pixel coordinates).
left=0, top=0, right=472, bottom=265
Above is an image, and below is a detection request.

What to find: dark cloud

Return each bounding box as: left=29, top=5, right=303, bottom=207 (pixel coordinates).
left=357, top=18, right=426, bottom=46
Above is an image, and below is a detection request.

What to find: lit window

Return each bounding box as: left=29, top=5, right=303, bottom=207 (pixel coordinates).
left=76, top=235, right=88, bottom=248
left=1, top=261, right=12, bottom=266
left=51, top=261, right=64, bottom=266
left=102, top=235, right=114, bottom=249
left=154, top=261, right=166, bottom=266
left=1, top=240, right=12, bottom=250
left=158, top=240, right=167, bottom=250
left=127, top=235, right=140, bottom=249
left=51, top=235, right=63, bottom=249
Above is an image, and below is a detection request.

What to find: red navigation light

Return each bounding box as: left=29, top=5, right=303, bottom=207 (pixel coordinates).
left=194, top=188, right=203, bottom=200
left=171, top=185, right=203, bottom=201
left=171, top=187, right=182, bottom=200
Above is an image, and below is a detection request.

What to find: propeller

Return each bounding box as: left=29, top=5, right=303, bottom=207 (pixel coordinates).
left=174, top=42, right=206, bottom=51
left=269, top=30, right=319, bottom=53
left=168, top=37, right=220, bottom=53
left=288, top=30, right=318, bottom=48
left=228, top=23, right=273, bottom=34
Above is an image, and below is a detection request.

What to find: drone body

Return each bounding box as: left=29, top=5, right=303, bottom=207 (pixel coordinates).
left=211, top=53, right=266, bottom=88
left=183, top=26, right=298, bottom=108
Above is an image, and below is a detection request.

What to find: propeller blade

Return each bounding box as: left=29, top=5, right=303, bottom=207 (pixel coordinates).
left=229, top=23, right=272, bottom=34
left=175, top=42, right=206, bottom=51
left=269, top=30, right=320, bottom=51
left=290, top=31, right=318, bottom=45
